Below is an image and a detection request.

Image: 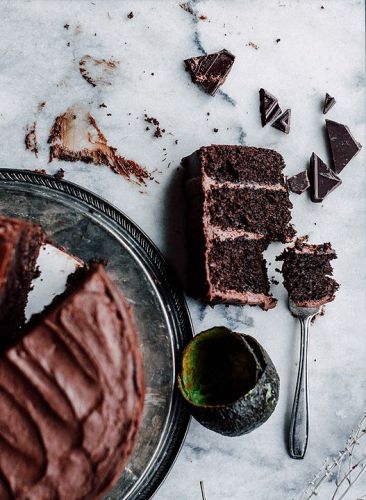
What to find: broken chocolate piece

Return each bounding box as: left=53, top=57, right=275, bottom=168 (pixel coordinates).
left=326, top=119, right=362, bottom=174
left=184, top=49, right=235, bottom=96
left=79, top=55, right=119, bottom=87
left=287, top=171, right=310, bottom=194
left=25, top=121, right=38, bottom=157
left=323, top=93, right=336, bottom=114
left=48, top=106, right=149, bottom=185
left=259, top=89, right=281, bottom=127
left=309, top=152, right=342, bottom=203
left=271, top=109, right=291, bottom=134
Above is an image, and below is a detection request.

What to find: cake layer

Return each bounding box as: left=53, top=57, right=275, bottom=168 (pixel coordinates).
left=0, top=216, right=44, bottom=338
left=183, top=145, right=286, bottom=185
left=278, top=240, right=339, bottom=307
left=207, top=186, right=294, bottom=242
left=206, top=237, right=276, bottom=310
left=183, top=145, right=294, bottom=308
left=0, top=263, right=144, bottom=499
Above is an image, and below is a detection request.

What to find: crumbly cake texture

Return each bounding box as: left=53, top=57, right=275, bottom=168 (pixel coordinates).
left=183, top=145, right=295, bottom=310
left=0, top=216, right=44, bottom=339
left=0, top=263, right=144, bottom=499
left=278, top=239, right=339, bottom=307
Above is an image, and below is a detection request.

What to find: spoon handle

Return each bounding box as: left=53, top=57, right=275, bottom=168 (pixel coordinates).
left=289, top=316, right=311, bottom=459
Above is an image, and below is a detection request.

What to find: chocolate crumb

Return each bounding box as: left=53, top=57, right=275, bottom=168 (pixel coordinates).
left=127, top=11, right=134, bottom=19
left=246, top=41, right=259, bottom=50
left=213, top=128, right=219, bottom=133
left=54, top=168, right=65, bottom=180
left=79, top=55, right=119, bottom=87
left=199, top=15, right=207, bottom=20
left=99, top=103, right=107, bottom=108
left=64, top=24, right=69, bottom=30
left=179, top=2, right=194, bottom=15
left=25, top=122, right=39, bottom=157
left=106, top=113, right=112, bottom=116
left=276, top=38, right=281, bottom=43
left=33, top=169, right=47, bottom=175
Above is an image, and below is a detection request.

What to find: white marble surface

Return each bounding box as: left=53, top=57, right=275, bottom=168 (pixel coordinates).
left=0, top=1, right=365, bottom=498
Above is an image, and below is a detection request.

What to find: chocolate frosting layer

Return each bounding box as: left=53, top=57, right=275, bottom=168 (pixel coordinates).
left=0, top=263, right=144, bottom=499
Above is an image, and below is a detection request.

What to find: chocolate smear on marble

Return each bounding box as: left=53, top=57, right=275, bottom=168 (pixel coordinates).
left=326, top=119, right=362, bottom=174
left=48, top=106, right=149, bottom=184
left=322, top=93, right=336, bottom=114
left=184, top=49, right=235, bottom=96
left=79, top=55, right=119, bottom=87
left=25, top=121, right=39, bottom=157
left=287, top=171, right=310, bottom=194
left=259, top=88, right=281, bottom=127
left=271, top=108, right=291, bottom=134
left=309, top=152, right=341, bottom=203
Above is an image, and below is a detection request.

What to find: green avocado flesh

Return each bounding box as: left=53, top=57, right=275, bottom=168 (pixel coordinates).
left=180, top=328, right=260, bottom=406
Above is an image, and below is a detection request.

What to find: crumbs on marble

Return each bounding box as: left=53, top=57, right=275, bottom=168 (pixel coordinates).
left=144, top=114, right=166, bottom=138
left=246, top=41, right=259, bottom=50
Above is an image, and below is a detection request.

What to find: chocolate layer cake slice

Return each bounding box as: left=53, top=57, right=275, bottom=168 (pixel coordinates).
left=183, top=145, right=295, bottom=310
left=0, top=216, right=44, bottom=337
left=278, top=239, right=339, bottom=307
left=0, top=263, right=144, bottom=499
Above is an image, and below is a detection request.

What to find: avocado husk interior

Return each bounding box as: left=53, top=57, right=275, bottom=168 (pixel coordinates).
left=179, top=327, right=262, bottom=407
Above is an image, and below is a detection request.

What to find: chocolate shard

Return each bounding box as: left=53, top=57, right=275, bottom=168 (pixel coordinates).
left=184, top=49, right=235, bottom=96
left=259, top=89, right=281, bottom=127
left=287, top=170, right=310, bottom=194
left=326, top=119, right=362, bottom=174
left=323, top=93, right=336, bottom=114
left=271, top=109, right=291, bottom=134
left=309, top=152, right=342, bottom=203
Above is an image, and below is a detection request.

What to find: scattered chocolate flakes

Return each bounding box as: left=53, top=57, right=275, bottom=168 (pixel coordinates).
left=127, top=11, right=134, bottom=19
left=25, top=121, right=39, bottom=157
left=287, top=171, right=310, bottom=194
left=323, top=93, right=336, bottom=114
left=246, top=41, right=259, bottom=50
left=54, top=168, right=65, bottom=180
left=326, top=119, right=362, bottom=174
left=48, top=106, right=149, bottom=185
left=259, top=88, right=281, bottom=127
left=79, top=55, right=119, bottom=87
left=144, top=114, right=165, bottom=138
left=271, top=108, right=291, bottom=134
left=309, top=152, right=342, bottom=203
left=184, top=49, right=235, bottom=96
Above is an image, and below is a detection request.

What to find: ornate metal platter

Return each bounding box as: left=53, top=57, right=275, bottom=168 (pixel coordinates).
left=0, top=169, right=192, bottom=500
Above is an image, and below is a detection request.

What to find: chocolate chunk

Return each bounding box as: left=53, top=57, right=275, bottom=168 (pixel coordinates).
left=25, top=121, right=38, bottom=157
left=259, top=89, right=281, bottom=127
left=326, top=119, right=362, bottom=174
left=309, top=152, right=342, bottom=203
left=288, top=171, right=310, bottom=194
left=184, top=49, right=235, bottom=96
left=323, top=93, right=336, bottom=114
left=271, top=109, right=291, bottom=134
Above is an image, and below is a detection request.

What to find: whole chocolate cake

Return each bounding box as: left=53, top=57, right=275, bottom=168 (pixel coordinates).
left=182, top=145, right=295, bottom=309
left=0, top=216, right=44, bottom=337
left=278, top=239, right=339, bottom=307
left=0, top=263, right=144, bottom=499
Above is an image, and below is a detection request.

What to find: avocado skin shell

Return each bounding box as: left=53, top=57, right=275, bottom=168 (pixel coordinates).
left=184, top=333, right=280, bottom=437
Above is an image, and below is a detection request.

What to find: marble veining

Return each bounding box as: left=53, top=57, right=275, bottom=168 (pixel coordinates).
left=0, top=0, right=365, bottom=499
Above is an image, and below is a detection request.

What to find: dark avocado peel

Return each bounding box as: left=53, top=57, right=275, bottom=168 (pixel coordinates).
left=178, top=327, right=280, bottom=436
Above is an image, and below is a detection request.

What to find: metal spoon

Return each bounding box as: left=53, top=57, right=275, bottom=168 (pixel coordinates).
left=288, top=300, right=321, bottom=459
